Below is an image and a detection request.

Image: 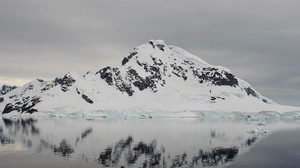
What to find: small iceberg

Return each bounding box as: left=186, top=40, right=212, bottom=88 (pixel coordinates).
left=247, top=127, right=267, bottom=135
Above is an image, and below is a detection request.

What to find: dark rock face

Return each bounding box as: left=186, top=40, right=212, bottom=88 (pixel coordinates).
left=2, top=103, right=19, bottom=114
left=245, top=87, right=257, bottom=97
left=113, top=68, right=134, bottom=96
left=122, top=51, right=138, bottom=66
left=262, top=99, right=269, bottom=103
left=76, top=88, right=81, bottom=94
left=97, top=66, right=113, bottom=85
left=54, top=74, right=76, bottom=92
left=171, top=63, right=188, bottom=81
left=2, top=96, right=41, bottom=114
left=122, top=57, right=129, bottom=66
left=0, top=97, right=3, bottom=102
left=127, top=68, right=161, bottom=92
left=0, top=85, right=17, bottom=95
left=156, top=44, right=165, bottom=51
left=193, top=67, right=238, bottom=87
left=41, top=84, right=55, bottom=92
left=97, top=67, right=135, bottom=96
left=82, top=94, right=94, bottom=104
left=210, top=96, right=225, bottom=103
left=148, top=41, right=155, bottom=48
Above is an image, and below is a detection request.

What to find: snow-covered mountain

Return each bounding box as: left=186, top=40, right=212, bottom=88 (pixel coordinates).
left=0, top=84, right=17, bottom=103
left=1, top=40, right=299, bottom=117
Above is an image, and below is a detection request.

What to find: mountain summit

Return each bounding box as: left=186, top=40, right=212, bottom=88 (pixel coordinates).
left=1, top=40, right=299, bottom=116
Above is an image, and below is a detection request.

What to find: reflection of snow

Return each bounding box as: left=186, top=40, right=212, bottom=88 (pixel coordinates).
left=0, top=117, right=300, bottom=167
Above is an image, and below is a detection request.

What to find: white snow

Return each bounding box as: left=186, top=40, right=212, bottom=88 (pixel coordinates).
left=1, top=40, right=300, bottom=118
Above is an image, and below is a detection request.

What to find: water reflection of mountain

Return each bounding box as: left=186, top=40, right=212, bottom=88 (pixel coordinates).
left=97, top=136, right=242, bottom=167
left=0, top=133, right=14, bottom=144
left=3, top=118, right=39, bottom=135
left=1, top=118, right=258, bottom=167
left=1, top=118, right=39, bottom=145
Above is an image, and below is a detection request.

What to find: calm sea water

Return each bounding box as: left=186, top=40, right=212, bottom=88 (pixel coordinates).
left=0, top=117, right=299, bottom=168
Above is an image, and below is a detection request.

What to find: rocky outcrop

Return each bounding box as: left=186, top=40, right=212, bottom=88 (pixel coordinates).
left=2, top=96, right=41, bottom=114
left=0, top=85, right=17, bottom=95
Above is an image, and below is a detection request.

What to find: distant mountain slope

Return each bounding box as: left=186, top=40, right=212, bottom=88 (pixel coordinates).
left=0, top=84, right=17, bottom=96
left=1, top=40, right=299, bottom=116
left=0, top=84, right=17, bottom=103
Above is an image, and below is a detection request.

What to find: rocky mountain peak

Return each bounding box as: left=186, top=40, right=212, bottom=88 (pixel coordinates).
left=1, top=40, right=286, bottom=115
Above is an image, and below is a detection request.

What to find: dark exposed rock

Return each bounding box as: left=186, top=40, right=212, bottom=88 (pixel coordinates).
left=109, top=68, right=135, bottom=96
left=82, top=94, right=94, bottom=104
left=245, top=87, right=257, bottom=97
left=171, top=64, right=188, bottom=81
left=2, top=96, right=41, bottom=114
left=211, top=96, right=225, bottom=101
left=21, top=97, right=41, bottom=114
left=193, top=67, right=239, bottom=87
left=263, top=99, right=269, bottom=103
left=127, top=68, right=161, bottom=92
left=152, top=57, right=163, bottom=66
left=122, top=57, right=129, bottom=66
left=148, top=41, right=155, bottom=48
left=128, top=69, right=149, bottom=91
left=210, top=96, right=225, bottom=103
left=97, top=66, right=113, bottom=85
left=41, top=84, right=55, bottom=92
left=0, top=97, right=3, bottom=102
left=76, top=88, right=80, bottom=94
left=2, top=103, right=20, bottom=114
left=128, top=51, right=137, bottom=59
left=54, top=74, right=76, bottom=92
left=136, top=60, right=143, bottom=66
left=37, top=78, right=44, bottom=83
left=156, top=44, right=165, bottom=51
left=122, top=51, right=138, bottom=66
left=0, top=85, right=17, bottom=95
left=9, top=95, right=17, bottom=99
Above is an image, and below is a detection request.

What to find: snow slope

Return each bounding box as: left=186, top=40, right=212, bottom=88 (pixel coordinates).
left=0, top=84, right=17, bottom=96
left=1, top=40, right=299, bottom=117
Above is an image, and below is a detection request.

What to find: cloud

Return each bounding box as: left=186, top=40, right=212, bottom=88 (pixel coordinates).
left=0, top=0, right=299, bottom=106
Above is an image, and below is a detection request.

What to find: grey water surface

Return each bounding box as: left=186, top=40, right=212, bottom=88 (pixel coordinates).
left=229, top=128, right=300, bottom=168
left=0, top=117, right=299, bottom=168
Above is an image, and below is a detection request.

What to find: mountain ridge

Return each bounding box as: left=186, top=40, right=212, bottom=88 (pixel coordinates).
left=1, top=40, right=299, bottom=116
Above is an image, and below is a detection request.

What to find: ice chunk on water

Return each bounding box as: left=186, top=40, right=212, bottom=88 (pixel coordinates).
left=248, top=127, right=267, bottom=135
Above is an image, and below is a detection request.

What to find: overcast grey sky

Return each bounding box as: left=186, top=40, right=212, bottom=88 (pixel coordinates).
left=0, top=0, right=299, bottom=106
